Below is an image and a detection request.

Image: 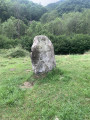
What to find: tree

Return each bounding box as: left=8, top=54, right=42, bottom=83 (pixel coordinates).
left=0, top=0, right=47, bottom=23
left=40, top=10, right=59, bottom=24
left=1, top=17, right=27, bottom=38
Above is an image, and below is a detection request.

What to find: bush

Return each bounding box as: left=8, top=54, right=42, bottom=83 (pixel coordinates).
left=0, top=35, right=19, bottom=49
left=48, top=34, right=90, bottom=55
left=70, top=34, right=90, bottom=54
left=1, top=34, right=90, bottom=55
left=48, top=34, right=71, bottom=54
left=20, top=36, right=33, bottom=51
left=0, top=35, right=11, bottom=49
left=6, top=46, right=29, bottom=58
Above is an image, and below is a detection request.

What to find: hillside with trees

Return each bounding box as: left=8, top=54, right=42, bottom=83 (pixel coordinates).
left=56, top=0, right=90, bottom=16
left=0, top=0, right=90, bottom=54
left=46, top=0, right=65, bottom=11
left=46, top=0, right=90, bottom=14
left=0, top=0, right=47, bottom=23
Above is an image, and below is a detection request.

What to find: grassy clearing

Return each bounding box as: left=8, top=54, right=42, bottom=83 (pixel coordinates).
left=0, top=51, right=90, bottom=120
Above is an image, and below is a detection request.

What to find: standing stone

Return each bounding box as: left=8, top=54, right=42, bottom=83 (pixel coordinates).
left=30, top=35, right=56, bottom=74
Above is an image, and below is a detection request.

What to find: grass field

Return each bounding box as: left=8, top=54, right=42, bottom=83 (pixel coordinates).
left=0, top=51, right=90, bottom=120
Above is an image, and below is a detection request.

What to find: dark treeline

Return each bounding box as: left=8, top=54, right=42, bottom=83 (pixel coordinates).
left=0, top=0, right=90, bottom=54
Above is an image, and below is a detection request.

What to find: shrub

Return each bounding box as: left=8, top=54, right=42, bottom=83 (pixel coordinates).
left=20, top=36, right=33, bottom=51
left=0, top=35, right=19, bottom=49
left=48, top=34, right=90, bottom=55
left=48, top=34, right=71, bottom=54
left=1, top=34, right=90, bottom=55
left=6, top=46, right=29, bottom=58
left=0, top=35, right=11, bottom=49
left=69, top=34, right=90, bottom=54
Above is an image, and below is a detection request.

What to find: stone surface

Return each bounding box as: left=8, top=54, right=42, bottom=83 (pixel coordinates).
left=30, top=35, right=56, bottom=74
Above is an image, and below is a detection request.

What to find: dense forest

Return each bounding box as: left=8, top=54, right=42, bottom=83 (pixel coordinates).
left=0, top=0, right=90, bottom=54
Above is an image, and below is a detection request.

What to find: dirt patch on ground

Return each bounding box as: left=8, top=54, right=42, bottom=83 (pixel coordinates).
left=10, top=68, right=16, bottom=71
left=25, top=69, right=32, bottom=73
left=20, top=82, right=34, bottom=89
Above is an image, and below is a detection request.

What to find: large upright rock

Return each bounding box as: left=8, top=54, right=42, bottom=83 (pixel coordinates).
left=30, top=35, right=56, bottom=74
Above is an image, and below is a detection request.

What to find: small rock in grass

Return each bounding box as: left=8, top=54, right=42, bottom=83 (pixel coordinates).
left=26, top=69, right=32, bottom=72
left=55, top=117, right=59, bottom=120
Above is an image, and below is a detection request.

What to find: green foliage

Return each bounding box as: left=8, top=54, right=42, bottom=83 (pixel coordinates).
left=0, top=0, right=90, bottom=55
left=62, top=10, right=90, bottom=34
left=46, top=0, right=90, bottom=16
left=40, top=10, right=59, bottom=24
left=0, top=0, right=47, bottom=22
left=0, top=35, right=18, bottom=49
left=19, top=13, right=90, bottom=54
left=44, top=10, right=90, bottom=35
left=1, top=17, right=17, bottom=38
left=44, top=18, right=64, bottom=35
left=26, top=21, right=45, bottom=36
left=6, top=46, right=29, bottom=58
left=1, top=17, right=27, bottom=39
left=48, top=34, right=90, bottom=54
left=45, top=0, right=64, bottom=11
left=56, top=0, right=90, bottom=16
left=69, top=34, right=90, bottom=54
left=0, top=0, right=10, bottom=22
left=20, top=36, right=33, bottom=51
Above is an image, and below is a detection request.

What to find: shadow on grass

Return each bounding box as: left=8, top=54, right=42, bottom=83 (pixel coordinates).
left=27, top=67, right=71, bottom=85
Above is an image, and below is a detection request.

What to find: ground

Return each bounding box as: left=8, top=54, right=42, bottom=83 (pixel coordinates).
left=0, top=52, right=90, bottom=120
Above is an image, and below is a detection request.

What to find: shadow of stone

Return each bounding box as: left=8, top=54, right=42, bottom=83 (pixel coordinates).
left=27, top=68, right=63, bottom=84
left=26, top=67, right=71, bottom=86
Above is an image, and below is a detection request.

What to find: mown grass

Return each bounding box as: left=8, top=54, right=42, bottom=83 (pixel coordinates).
left=0, top=50, right=90, bottom=120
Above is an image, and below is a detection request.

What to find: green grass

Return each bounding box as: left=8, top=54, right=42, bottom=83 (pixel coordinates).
left=0, top=51, right=90, bottom=120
